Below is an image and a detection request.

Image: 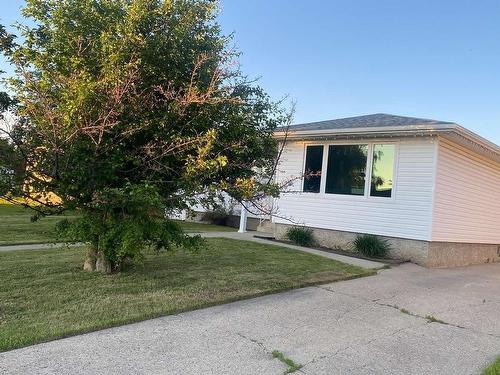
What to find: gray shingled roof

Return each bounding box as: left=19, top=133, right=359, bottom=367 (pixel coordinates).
left=287, top=113, right=455, bottom=132
left=278, top=113, right=500, bottom=162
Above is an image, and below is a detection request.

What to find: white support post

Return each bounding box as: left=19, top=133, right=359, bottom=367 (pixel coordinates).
left=238, top=204, right=248, bottom=233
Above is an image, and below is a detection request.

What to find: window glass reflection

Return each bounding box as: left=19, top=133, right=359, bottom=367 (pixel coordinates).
left=303, top=145, right=323, bottom=193
left=371, top=144, right=395, bottom=197
left=325, top=145, right=368, bottom=195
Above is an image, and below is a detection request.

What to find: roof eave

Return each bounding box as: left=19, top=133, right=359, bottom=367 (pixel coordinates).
left=274, top=124, right=500, bottom=163
left=273, top=124, right=454, bottom=141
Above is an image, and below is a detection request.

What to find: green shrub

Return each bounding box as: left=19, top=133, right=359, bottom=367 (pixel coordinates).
left=353, top=234, right=390, bottom=258
left=286, top=226, right=315, bottom=247
left=201, top=206, right=232, bottom=226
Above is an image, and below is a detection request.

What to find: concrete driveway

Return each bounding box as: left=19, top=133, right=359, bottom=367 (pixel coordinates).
left=1, top=262, right=500, bottom=375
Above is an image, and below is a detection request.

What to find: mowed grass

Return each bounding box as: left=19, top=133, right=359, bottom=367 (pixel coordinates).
left=0, top=237, right=373, bottom=352
left=483, top=357, right=500, bottom=375
left=0, top=204, right=77, bottom=245
left=0, top=204, right=233, bottom=246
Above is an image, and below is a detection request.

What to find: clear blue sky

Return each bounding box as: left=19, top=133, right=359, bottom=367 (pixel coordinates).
left=1, top=0, right=499, bottom=144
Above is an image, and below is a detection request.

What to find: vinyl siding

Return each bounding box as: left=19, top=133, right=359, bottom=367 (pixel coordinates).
left=431, top=138, right=500, bottom=244
left=273, top=137, right=437, bottom=241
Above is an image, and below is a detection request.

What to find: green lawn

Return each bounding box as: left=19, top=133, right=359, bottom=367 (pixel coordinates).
left=0, top=204, right=77, bottom=245
left=0, top=237, right=373, bottom=352
left=174, top=219, right=236, bottom=232
left=484, top=357, right=500, bottom=375
left=0, top=204, right=233, bottom=246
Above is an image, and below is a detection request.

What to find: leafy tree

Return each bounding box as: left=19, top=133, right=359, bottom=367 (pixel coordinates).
left=0, top=91, right=24, bottom=195
left=0, top=0, right=287, bottom=272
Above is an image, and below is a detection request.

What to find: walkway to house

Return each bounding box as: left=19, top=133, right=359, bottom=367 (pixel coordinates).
left=2, top=261, right=500, bottom=375
left=198, top=231, right=385, bottom=269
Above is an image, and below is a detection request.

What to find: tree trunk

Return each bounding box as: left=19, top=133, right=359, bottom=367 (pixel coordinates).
left=83, top=246, right=112, bottom=274
left=83, top=247, right=97, bottom=272
left=95, top=251, right=112, bottom=274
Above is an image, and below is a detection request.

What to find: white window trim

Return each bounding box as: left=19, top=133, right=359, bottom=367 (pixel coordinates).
left=301, top=140, right=399, bottom=201
left=367, top=143, right=399, bottom=201
left=324, top=143, right=370, bottom=199
left=301, top=143, right=325, bottom=194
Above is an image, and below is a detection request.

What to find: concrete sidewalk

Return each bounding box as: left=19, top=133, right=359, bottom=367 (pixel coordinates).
left=2, top=262, right=499, bottom=374
left=198, top=231, right=385, bottom=269
left=0, top=242, right=84, bottom=252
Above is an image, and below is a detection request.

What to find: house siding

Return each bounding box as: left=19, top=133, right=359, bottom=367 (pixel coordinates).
left=273, top=137, right=437, bottom=241
left=431, top=137, right=500, bottom=244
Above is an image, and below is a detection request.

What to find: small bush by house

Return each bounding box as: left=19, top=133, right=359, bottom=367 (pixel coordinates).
left=353, top=234, right=390, bottom=258
left=286, top=226, right=315, bottom=247
left=201, top=207, right=232, bottom=226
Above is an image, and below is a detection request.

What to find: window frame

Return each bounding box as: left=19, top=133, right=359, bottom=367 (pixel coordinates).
left=301, top=144, right=325, bottom=194
left=301, top=140, right=399, bottom=200
left=368, top=143, right=399, bottom=200
left=324, top=143, right=370, bottom=197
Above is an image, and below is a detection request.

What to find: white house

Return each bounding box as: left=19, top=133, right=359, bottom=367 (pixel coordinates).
left=271, top=113, right=500, bottom=268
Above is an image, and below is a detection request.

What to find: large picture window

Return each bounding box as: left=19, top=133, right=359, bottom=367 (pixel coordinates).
left=303, top=145, right=324, bottom=193
left=325, top=145, right=368, bottom=195
left=370, top=144, right=395, bottom=197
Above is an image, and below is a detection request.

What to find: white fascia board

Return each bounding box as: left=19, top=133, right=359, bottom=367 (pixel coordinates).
left=274, top=123, right=455, bottom=138
left=274, top=123, right=500, bottom=161
left=450, top=124, right=500, bottom=155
